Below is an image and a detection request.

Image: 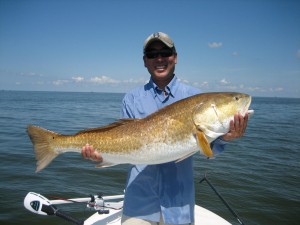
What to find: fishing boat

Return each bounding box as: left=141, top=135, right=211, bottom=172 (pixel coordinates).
left=24, top=175, right=246, bottom=225
left=24, top=192, right=231, bottom=225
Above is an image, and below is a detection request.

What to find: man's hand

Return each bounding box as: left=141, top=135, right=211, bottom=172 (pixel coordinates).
left=222, top=113, right=249, bottom=142
left=81, top=144, right=103, bottom=162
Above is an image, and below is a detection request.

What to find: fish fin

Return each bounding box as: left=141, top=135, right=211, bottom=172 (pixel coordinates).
left=76, top=119, right=139, bottom=134
left=198, top=125, right=224, bottom=139
left=196, top=130, right=214, bottom=158
left=175, top=152, right=196, bottom=163
left=95, top=162, right=118, bottom=168
left=27, top=125, right=60, bottom=173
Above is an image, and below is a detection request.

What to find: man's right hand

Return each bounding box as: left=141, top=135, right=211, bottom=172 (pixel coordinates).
left=81, top=144, right=103, bottom=162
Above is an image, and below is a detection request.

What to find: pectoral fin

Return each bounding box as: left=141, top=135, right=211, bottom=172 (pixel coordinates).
left=196, top=130, right=214, bottom=158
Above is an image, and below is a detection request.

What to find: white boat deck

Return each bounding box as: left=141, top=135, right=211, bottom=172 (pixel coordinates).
left=84, top=205, right=231, bottom=225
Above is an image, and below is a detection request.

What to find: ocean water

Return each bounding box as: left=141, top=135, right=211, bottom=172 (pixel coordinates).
left=0, top=91, right=299, bottom=225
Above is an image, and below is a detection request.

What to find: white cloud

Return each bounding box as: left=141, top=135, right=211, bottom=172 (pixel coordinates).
left=123, top=78, right=145, bottom=84
left=90, top=76, right=120, bottom=84
left=276, top=87, right=284, bottom=92
left=202, top=81, right=209, bottom=87
left=194, top=81, right=209, bottom=88
left=20, top=72, right=43, bottom=77
left=247, top=87, right=262, bottom=92
left=53, top=80, right=70, bottom=86
left=72, top=76, right=84, bottom=82
left=117, top=76, right=288, bottom=97
left=181, top=79, right=190, bottom=84
left=220, top=78, right=230, bottom=85
left=50, top=75, right=146, bottom=88
left=208, top=42, right=223, bottom=48
left=269, top=87, right=284, bottom=92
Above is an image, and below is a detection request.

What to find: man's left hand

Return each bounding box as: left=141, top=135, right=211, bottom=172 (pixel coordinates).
left=222, top=113, right=249, bottom=142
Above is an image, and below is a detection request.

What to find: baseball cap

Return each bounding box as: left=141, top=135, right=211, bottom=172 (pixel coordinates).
left=143, top=32, right=176, bottom=53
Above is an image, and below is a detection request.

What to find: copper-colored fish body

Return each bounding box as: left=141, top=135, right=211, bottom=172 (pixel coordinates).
left=27, top=92, right=252, bottom=172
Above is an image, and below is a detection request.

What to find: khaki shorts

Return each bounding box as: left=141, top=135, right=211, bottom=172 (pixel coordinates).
left=121, top=214, right=194, bottom=225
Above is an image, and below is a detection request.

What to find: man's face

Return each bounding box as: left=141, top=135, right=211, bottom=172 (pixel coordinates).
left=143, top=41, right=177, bottom=83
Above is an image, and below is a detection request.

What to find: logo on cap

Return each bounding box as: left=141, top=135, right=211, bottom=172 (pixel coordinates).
left=153, top=32, right=160, bottom=38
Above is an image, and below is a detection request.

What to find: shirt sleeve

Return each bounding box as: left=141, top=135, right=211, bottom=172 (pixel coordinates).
left=121, top=93, right=134, bottom=119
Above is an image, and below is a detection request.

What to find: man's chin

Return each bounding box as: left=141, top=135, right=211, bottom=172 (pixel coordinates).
left=154, top=70, right=168, bottom=77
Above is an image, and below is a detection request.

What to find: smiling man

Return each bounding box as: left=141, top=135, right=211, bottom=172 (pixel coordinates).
left=143, top=32, right=177, bottom=90
left=82, top=32, right=248, bottom=225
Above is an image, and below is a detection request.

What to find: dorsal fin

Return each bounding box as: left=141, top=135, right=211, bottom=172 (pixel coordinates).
left=76, top=118, right=139, bottom=134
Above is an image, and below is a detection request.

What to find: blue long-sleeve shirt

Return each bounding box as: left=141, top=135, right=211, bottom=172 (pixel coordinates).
left=121, top=76, right=226, bottom=224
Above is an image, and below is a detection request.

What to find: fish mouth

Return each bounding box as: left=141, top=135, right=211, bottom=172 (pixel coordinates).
left=248, top=109, right=254, bottom=118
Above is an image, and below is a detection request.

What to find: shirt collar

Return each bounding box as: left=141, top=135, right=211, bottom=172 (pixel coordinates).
left=149, top=75, right=178, bottom=98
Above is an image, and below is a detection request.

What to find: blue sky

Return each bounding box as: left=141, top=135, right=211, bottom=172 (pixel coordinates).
left=0, top=0, right=299, bottom=98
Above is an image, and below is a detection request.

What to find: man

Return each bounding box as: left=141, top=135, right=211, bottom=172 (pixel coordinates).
left=82, top=32, right=248, bottom=225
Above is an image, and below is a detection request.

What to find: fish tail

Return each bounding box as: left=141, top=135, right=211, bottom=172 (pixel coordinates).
left=27, top=125, right=60, bottom=173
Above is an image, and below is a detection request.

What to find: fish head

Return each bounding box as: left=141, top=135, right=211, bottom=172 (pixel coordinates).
left=193, top=92, right=252, bottom=140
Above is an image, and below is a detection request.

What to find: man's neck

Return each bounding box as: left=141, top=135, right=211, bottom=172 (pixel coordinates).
left=153, top=74, right=174, bottom=90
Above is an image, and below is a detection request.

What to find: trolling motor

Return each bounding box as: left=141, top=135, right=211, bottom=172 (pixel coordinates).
left=24, top=192, right=124, bottom=224
left=24, top=192, right=84, bottom=225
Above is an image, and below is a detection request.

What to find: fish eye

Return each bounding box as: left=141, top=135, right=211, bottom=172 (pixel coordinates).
left=234, top=96, right=239, bottom=101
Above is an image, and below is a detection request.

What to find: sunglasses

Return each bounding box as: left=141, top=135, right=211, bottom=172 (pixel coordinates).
left=144, top=49, right=174, bottom=59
